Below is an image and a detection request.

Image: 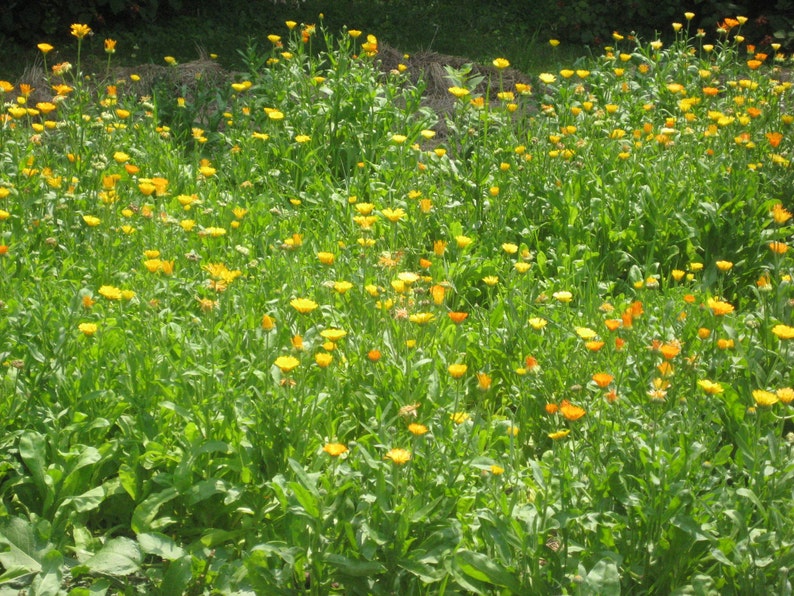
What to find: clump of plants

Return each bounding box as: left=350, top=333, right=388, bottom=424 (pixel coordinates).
left=0, top=14, right=793, bottom=595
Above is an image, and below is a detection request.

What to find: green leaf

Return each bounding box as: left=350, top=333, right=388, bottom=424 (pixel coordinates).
left=131, top=488, right=179, bottom=534
left=455, top=549, right=521, bottom=591
left=585, top=558, right=621, bottom=595
left=159, top=555, right=192, bottom=596
left=0, top=517, right=43, bottom=582
left=84, top=537, right=142, bottom=576
left=322, top=553, right=386, bottom=577
left=137, top=533, right=186, bottom=561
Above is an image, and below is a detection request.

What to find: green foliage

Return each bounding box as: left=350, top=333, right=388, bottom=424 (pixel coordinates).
left=1, top=15, right=794, bottom=595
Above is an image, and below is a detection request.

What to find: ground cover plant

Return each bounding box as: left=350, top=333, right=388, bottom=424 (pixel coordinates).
left=1, top=13, right=793, bottom=595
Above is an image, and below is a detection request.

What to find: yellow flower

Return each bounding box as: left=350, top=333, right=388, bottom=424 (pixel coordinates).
left=549, top=39, right=560, bottom=47
left=455, top=235, right=473, bottom=248
left=381, top=207, right=406, bottom=222
left=320, top=328, right=347, bottom=342
left=315, top=352, right=333, bottom=368
left=450, top=412, right=470, bottom=424
left=104, top=39, right=116, bottom=54
left=492, top=58, right=510, bottom=69
left=274, top=355, right=300, bottom=373
left=752, top=390, right=778, bottom=407
left=716, top=260, right=733, bottom=271
left=317, top=251, right=335, bottom=265
left=384, top=448, right=411, bottom=465
left=409, top=312, right=435, bottom=325
left=448, top=86, right=470, bottom=98
left=290, top=298, right=318, bottom=314
left=70, top=24, right=92, bottom=39
left=528, top=317, right=547, bottom=330
left=448, top=364, right=468, bottom=379
left=78, top=322, right=98, bottom=336
left=408, top=423, right=428, bottom=435
left=323, top=442, right=347, bottom=456
left=333, top=280, right=353, bottom=294
left=538, top=73, right=557, bottom=84
left=772, top=324, right=794, bottom=339
left=98, top=285, right=122, bottom=300
left=553, top=290, right=573, bottom=303
left=482, top=275, right=499, bottom=286
left=490, top=465, right=505, bottom=475
left=697, top=379, right=724, bottom=395
left=82, top=215, right=100, bottom=227
left=575, top=326, right=597, bottom=340
left=38, top=43, right=54, bottom=54
left=776, top=387, right=794, bottom=404
left=548, top=429, right=571, bottom=440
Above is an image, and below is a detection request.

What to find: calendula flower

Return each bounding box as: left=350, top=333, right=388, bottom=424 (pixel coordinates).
left=315, top=353, right=333, bottom=368
left=78, top=322, right=98, bottom=336
left=274, top=355, right=300, bottom=373
left=492, top=58, right=510, bottom=69
left=409, top=312, right=435, bottom=325
left=575, top=326, right=598, bottom=340
left=752, top=390, right=778, bottom=407
left=707, top=298, right=734, bottom=316
left=448, top=86, right=470, bottom=98
left=70, top=24, right=92, bottom=39
left=323, top=442, right=348, bottom=456
left=384, top=448, right=411, bottom=465
left=320, top=328, right=347, bottom=342
left=592, top=373, right=614, bottom=388
left=548, top=429, right=571, bottom=440
left=776, top=388, right=794, bottom=404
left=772, top=324, right=794, bottom=339
left=408, top=423, right=428, bottom=435
left=98, top=285, right=122, bottom=300
left=538, top=73, right=557, bottom=84
left=448, top=312, right=468, bottom=324
left=560, top=400, right=586, bottom=421
left=528, top=317, right=548, bottom=330
left=698, top=379, right=724, bottom=395
left=450, top=412, right=470, bottom=424
left=553, top=291, right=573, bottom=303
left=291, top=298, right=318, bottom=314
left=448, top=364, right=468, bottom=378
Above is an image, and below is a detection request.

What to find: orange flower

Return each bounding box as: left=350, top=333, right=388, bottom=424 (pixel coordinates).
left=659, top=342, right=681, bottom=360
left=367, top=349, right=381, bottom=362
left=769, top=241, right=789, bottom=254
left=707, top=298, right=734, bottom=316
left=448, top=311, right=468, bottom=324
left=592, top=373, right=614, bottom=388
left=323, top=442, right=348, bottom=457
left=560, top=400, right=586, bottom=421
left=545, top=403, right=559, bottom=414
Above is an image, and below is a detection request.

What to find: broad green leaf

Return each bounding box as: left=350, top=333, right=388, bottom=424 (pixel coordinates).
left=455, top=549, right=521, bottom=591
left=0, top=517, right=43, bottom=581
left=84, top=537, right=142, bottom=576
left=159, top=555, right=193, bottom=596
left=585, top=558, right=621, bottom=595
left=131, top=488, right=179, bottom=534
left=137, top=532, right=186, bottom=561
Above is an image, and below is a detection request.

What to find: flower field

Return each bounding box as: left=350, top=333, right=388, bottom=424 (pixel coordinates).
left=1, top=14, right=794, bottom=595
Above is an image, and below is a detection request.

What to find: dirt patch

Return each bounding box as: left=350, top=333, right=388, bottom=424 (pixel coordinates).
left=16, top=44, right=536, bottom=126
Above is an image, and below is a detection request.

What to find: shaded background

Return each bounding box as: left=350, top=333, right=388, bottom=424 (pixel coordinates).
left=2, top=0, right=792, bottom=77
